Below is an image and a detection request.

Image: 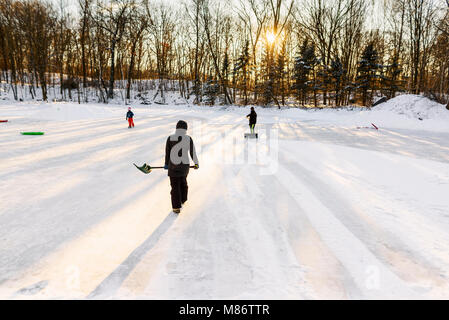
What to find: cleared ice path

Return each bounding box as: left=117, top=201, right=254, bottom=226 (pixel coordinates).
left=1, top=105, right=449, bottom=299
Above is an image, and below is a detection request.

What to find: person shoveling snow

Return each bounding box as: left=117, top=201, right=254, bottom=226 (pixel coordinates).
left=245, top=107, right=258, bottom=139
left=164, top=120, right=199, bottom=214
left=133, top=121, right=199, bottom=214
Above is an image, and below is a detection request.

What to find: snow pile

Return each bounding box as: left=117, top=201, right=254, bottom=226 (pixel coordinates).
left=269, top=94, right=449, bottom=132
left=373, top=94, right=448, bottom=121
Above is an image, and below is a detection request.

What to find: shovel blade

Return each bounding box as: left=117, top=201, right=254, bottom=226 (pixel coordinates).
left=134, top=163, right=152, bottom=174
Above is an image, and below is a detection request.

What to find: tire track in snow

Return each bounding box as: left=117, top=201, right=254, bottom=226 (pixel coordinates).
left=81, top=122, right=236, bottom=299
left=134, top=125, right=250, bottom=299
left=243, top=168, right=355, bottom=299
left=116, top=125, right=304, bottom=299
left=278, top=143, right=449, bottom=297
left=215, top=164, right=306, bottom=298
left=276, top=122, right=449, bottom=164
left=0, top=114, right=204, bottom=296
left=275, top=162, right=419, bottom=299
left=0, top=117, right=172, bottom=169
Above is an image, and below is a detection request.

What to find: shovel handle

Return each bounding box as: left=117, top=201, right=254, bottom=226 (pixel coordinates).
left=151, top=166, right=196, bottom=169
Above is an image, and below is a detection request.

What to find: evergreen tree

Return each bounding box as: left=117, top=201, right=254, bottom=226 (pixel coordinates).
left=293, top=40, right=316, bottom=106
left=356, top=42, right=380, bottom=106
left=313, top=60, right=330, bottom=107
left=203, top=76, right=219, bottom=105
left=330, top=57, right=345, bottom=107
left=234, top=41, right=250, bottom=105
left=261, top=44, right=276, bottom=106
left=276, top=40, right=288, bottom=106
left=384, top=53, right=403, bottom=99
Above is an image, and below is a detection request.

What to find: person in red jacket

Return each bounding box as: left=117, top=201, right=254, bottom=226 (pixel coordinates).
left=126, top=107, right=135, bottom=128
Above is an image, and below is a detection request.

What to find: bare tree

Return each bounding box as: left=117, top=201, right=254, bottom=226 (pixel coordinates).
left=93, top=0, right=132, bottom=100
left=296, top=0, right=349, bottom=105
left=147, top=4, right=177, bottom=103
left=185, top=0, right=206, bottom=104
left=406, top=0, right=437, bottom=94
left=0, top=0, right=21, bottom=99
left=79, top=0, right=91, bottom=90
left=16, top=0, right=57, bottom=101
left=338, top=0, right=366, bottom=105
left=236, top=0, right=269, bottom=102
left=126, top=5, right=148, bottom=101
left=0, top=0, right=446, bottom=107
left=200, top=0, right=233, bottom=104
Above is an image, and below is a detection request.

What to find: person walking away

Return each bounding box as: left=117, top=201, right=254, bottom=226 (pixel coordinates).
left=246, top=107, right=257, bottom=134
left=126, top=107, right=135, bottom=128
left=164, top=120, right=199, bottom=214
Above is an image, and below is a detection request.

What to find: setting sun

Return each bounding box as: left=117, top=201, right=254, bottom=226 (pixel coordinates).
left=266, top=30, right=276, bottom=45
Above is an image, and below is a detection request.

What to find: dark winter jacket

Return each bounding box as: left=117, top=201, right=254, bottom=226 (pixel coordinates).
left=165, top=129, right=199, bottom=177
left=247, top=110, right=257, bottom=125
left=126, top=111, right=134, bottom=119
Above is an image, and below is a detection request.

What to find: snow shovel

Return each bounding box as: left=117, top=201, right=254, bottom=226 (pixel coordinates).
left=134, top=163, right=196, bottom=174
left=244, top=133, right=258, bottom=139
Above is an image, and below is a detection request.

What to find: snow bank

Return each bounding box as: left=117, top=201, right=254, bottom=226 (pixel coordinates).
left=216, top=94, right=449, bottom=132
left=364, top=95, right=449, bottom=132
left=373, top=94, right=449, bottom=121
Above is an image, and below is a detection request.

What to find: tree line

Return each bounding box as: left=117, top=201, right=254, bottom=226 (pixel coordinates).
left=0, top=0, right=448, bottom=108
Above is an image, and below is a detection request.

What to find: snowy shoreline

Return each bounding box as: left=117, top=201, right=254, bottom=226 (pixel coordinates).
left=1, top=94, right=448, bottom=133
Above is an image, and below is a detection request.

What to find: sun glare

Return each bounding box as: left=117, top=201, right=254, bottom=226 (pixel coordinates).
left=266, top=31, right=276, bottom=45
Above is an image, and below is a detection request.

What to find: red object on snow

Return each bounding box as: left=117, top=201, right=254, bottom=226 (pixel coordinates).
left=0, top=120, right=8, bottom=123
left=356, top=123, right=379, bottom=130
left=128, top=118, right=134, bottom=128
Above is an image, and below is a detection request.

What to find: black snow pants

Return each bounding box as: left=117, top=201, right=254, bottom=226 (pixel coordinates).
left=170, top=176, right=188, bottom=209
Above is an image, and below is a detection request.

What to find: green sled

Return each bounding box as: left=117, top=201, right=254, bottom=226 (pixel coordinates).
left=21, top=132, right=45, bottom=135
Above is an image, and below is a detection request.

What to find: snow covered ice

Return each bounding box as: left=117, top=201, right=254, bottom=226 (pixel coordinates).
left=1, top=95, right=449, bottom=299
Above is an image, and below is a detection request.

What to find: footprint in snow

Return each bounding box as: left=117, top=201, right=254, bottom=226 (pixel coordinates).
left=16, top=280, right=48, bottom=296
